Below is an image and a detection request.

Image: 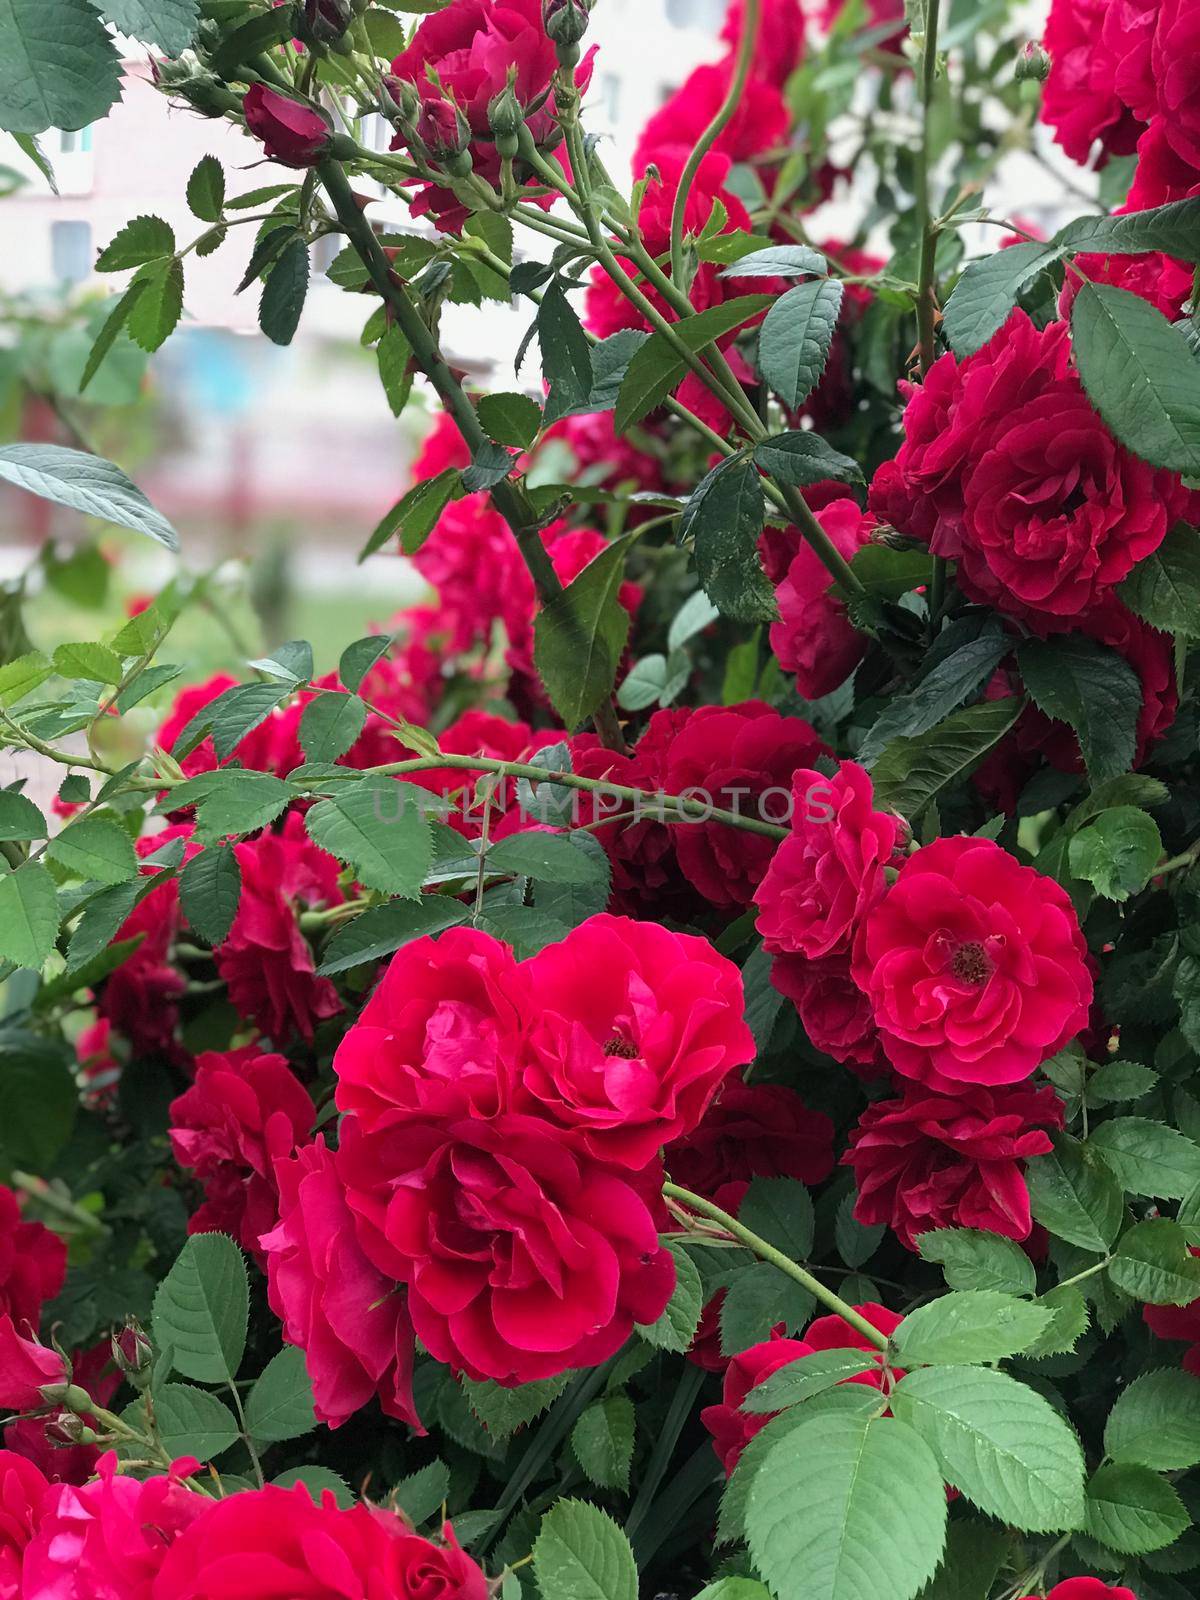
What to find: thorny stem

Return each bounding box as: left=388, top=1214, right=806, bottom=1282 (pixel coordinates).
left=662, top=1183, right=891, bottom=1350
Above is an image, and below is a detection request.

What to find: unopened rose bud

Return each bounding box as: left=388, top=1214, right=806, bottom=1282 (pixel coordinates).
left=385, top=74, right=421, bottom=132
left=298, top=0, right=353, bottom=45
left=488, top=82, right=523, bottom=160
left=38, top=1381, right=92, bottom=1414
left=243, top=83, right=333, bottom=169
left=47, top=1413, right=99, bottom=1448
left=543, top=0, right=593, bottom=63
left=112, top=1322, right=154, bottom=1385
left=1015, top=40, right=1052, bottom=83
left=416, top=97, right=473, bottom=177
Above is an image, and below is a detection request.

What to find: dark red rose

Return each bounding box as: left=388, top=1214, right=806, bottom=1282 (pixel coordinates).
left=766, top=502, right=876, bottom=697
left=518, top=915, right=756, bottom=1169
left=769, top=953, right=888, bottom=1078
left=1150, top=0, right=1200, bottom=170
left=169, top=1047, right=316, bottom=1264
left=700, top=1334, right=816, bottom=1474
left=1127, top=116, right=1200, bottom=208
left=214, top=812, right=343, bottom=1045
left=261, top=1138, right=419, bottom=1432
left=662, top=701, right=830, bottom=910
left=854, top=836, right=1092, bottom=1088
left=844, top=1080, right=1066, bottom=1251
left=243, top=85, right=331, bottom=168
left=339, top=1113, right=674, bottom=1385
left=0, top=1185, right=65, bottom=1332
left=666, top=1081, right=835, bottom=1195
left=1026, top=1582, right=1138, bottom=1600
left=1041, top=0, right=1152, bottom=165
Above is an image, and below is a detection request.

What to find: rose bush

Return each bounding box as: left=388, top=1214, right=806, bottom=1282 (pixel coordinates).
left=0, top=1, right=1199, bottom=1598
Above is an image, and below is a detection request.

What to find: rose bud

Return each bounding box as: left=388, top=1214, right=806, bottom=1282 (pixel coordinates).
left=46, top=1412, right=99, bottom=1448
left=543, top=0, right=593, bottom=62
left=1015, top=39, right=1052, bottom=82
left=243, top=84, right=332, bottom=169
left=112, top=1321, right=154, bottom=1386
left=301, top=0, right=353, bottom=43
left=488, top=81, right=524, bottom=160
left=416, top=97, right=473, bottom=177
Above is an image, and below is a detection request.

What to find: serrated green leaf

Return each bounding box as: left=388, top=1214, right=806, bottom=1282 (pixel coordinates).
left=571, top=1394, right=635, bottom=1492
left=152, top=1233, right=249, bottom=1385
left=538, top=281, right=594, bottom=423
left=1109, top=1218, right=1200, bottom=1304
left=0, top=0, right=123, bottom=135
left=636, top=1240, right=702, bottom=1352
left=751, top=431, right=864, bottom=489
left=272, top=1466, right=353, bottom=1507
left=533, top=534, right=634, bottom=730
left=0, top=863, right=57, bottom=970
left=860, top=623, right=1010, bottom=766
left=891, top=1365, right=1086, bottom=1532
left=870, top=698, right=1021, bottom=820
left=682, top=456, right=775, bottom=624
left=151, top=1382, right=239, bottom=1460
left=304, top=779, right=432, bottom=897
left=1018, top=634, right=1141, bottom=786
left=178, top=843, right=241, bottom=945
left=613, top=296, right=772, bottom=433
left=478, top=391, right=542, bottom=448
left=260, top=238, right=309, bottom=346
left=1120, top=522, right=1200, bottom=637
left=757, top=278, right=843, bottom=408
left=316, top=897, right=469, bottom=976
left=338, top=635, right=392, bottom=694
left=942, top=241, right=1061, bottom=357
left=128, top=256, right=184, bottom=353
left=486, top=830, right=607, bottom=885
left=1105, top=1370, right=1200, bottom=1471
left=743, top=1349, right=876, bottom=1413
left=393, top=1459, right=451, bottom=1526
left=916, top=1229, right=1038, bottom=1295
left=533, top=1500, right=638, bottom=1600
left=1026, top=1136, right=1124, bottom=1251
left=0, top=445, right=178, bottom=549
left=0, top=791, right=45, bottom=842
left=186, top=153, right=225, bottom=221
left=245, top=1346, right=317, bottom=1442
left=1068, top=806, right=1162, bottom=901
left=361, top=469, right=462, bottom=562
left=96, top=214, right=176, bottom=272
left=892, top=1291, right=1053, bottom=1366
left=739, top=1176, right=815, bottom=1260
left=1089, top=1118, right=1200, bottom=1200
left=48, top=817, right=137, bottom=884
left=299, top=692, right=366, bottom=764
left=1085, top=1462, right=1189, bottom=1555
left=190, top=770, right=292, bottom=844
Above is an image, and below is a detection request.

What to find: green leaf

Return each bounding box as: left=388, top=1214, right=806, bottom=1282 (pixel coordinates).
left=719, top=244, right=828, bottom=278
left=1086, top=1059, right=1157, bottom=1108
left=299, top=692, right=366, bottom=764
left=636, top=1240, right=703, bottom=1352
left=692, top=1583, right=774, bottom=1600
left=1089, top=1118, right=1200, bottom=1200
left=361, top=5, right=408, bottom=56
left=178, top=843, right=242, bottom=945
left=0, top=1029, right=76, bottom=1175
left=757, top=279, right=844, bottom=408
left=338, top=635, right=391, bottom=694
left=393, top=1460, right=451, bottom=1526
left=189, top=770, right=291, bottom=844
left=361, top=469, right=461, bottom=562
left=0, top=444, right=179, bottom=549
left=1105, top=1369, right=1200, bottom=1471
left=100, top=0, right=199, bottom=52
left=533, top=1500, right=638, bottom=1600
left=211, top=6, right=295, bottom=75
left=0, top=651, right=53, bottom=705
left=534, top=534, right=634, bottom=730
left=1085, top=1462, right=1188, bottom=1556
left=152, top=1233, right=249, bottom=1385
left=486, top=830, right=608, bottom=885
left=915, top=1520, right=1011, bottom=1600
left=1025, top=1136, right=1125, bottom=1251
left=96, top=215, right=176, bottom=272
left=916, top=1228, right=1037, bottom=1296
left=1022, top=1283, right=1091, bottom=1360
left=746, top=1409, right=947, bottom=1600
left=53, top=640, right=123, bottom=684
left=1017, top=635, right=1142, bottom=786
left=1109, top=1218, right=1200, bottom=1304
left=849, top=545, right=933, bottom=601
left=538, top=281, right=594, bottom=422
left=461, top=1373, right=569, bottom=1440
left=316, top=897, right=469, bottom=976
left=245, top=1346, right=317, bottom=1443
left=1068, top=806, right=1163, bottom=901
left=304, top=779, right=432, bottom=897
left=613, top=295, right=772, bottom=433
left=890, top=1366, right=1086, bottom=1532
left=1059, top=199, right=1200, bottom=262
left=260, top=238, right=309, bottom=346
left=479, top=391, right=542, bottom=448
left=461, top=441, right=515, bottom=494
left=0, top=0, right=122, bottom=134
left=571, top=1394, right=635, bottom=1492
left=185, top=153, right=225, bottom=221
left=892, top=1291, right=1053, bottom=1366
left=739, top=1176, right=815, bottom=1260
left=682, top=456, right=775, bottom=624
left=151, top=1383, right=239, bottom=1460
left=1120, top=522, right=1200, bottom=636
left=869, top=698, right=1021, bottom=820
left=1070, top=282, right=1200, bottom=477
left=67, top=871, right=169, bottom=971
left=127, top=256, right=184, bottom=353
left=0, top=791, right=46, bottom=841
left=377, top=326, right=413, bottom=417
left=272, top=1466, right=353, bottom=1508
left=0, top=863, right=58, bottom=970
left=720, top=1261, right=815, bottom=1354
left=751, top=431, right=864, bottom=489
left=942, top=241, right=1061, bottom=357
left=48, top=817, right=138, bottom=884
left=743, top=1349, right=877, bottom=1413
left=859, top=622, right=1010, bottom=766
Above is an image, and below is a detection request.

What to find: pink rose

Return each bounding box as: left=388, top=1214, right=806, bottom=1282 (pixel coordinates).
left=243, top=84, right=331, bottom=168
left=666, top=1081, right=836, bottom=1195
left=152, top=1483, right=488, bottom=1600
left=845, top=1079, right=1066, bottom=1251
left=339, top=1113, right=674, bottom=1385
left=0, top=1320, right=66, bottom=1414
left=766, top=502, right=876, bottom=697
left=517, top=915, right=755, bottom=1169
left=853, top=836, right=1093, bottom=1087
left=0, top=1450, right=48, bottom=1600
left=1025, top=1583, right=1138, bottom=1600
left=0, top=1185, right=65, bottom=1331
left=261, top=1138, right=419, bottom=1432
left=333, top=927, right=528, bottom=1128
left=754, top=761, right=904, bottom=961
left=169, top=1047, right=316, bottom=1264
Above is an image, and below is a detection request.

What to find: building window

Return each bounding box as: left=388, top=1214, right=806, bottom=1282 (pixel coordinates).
left=50, top=220, right=92, bottom=285
left=665, top=0, right=724, bottom=28
left=596, top=72, right=621, bottom=122
left=54, top=127, right=93, bottom=155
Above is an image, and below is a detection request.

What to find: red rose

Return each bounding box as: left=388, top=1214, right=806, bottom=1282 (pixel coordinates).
left=869, top=314, right=1191, bottom=631
left=545, top=412, right=669, bottom=497
left=412, top=412, right=471, bottom=481
left=1143, top=1248, right=1200, bottom=1372
left=1150, top=0, right=1200, bottom=169
left=844, top=1080, right=1065, bottom=1251
left=721, top=0, right=805, bottom=88
left=666, top=1081, right=835, bottom=1195
left=0, top=1320, right=66, bottom=1414
left=22, top=1455, right=203, bottom=1600
left=662, top=702, right=830, bottom=909
left=169, top=1048, right=316, bottom=1264
left=215, top=812, right=343, bottom=1045
left=754, top=761, right=904, bottom=961
left=1024, top=1583, right=1138, bottom=1600
left=1059, top=245, right=1194, bottom=323
left=770, top=954, right=888, bottom=1077
left=700, top=1334, right=816, bottom=1474
left=153, top=1483, right=488, bottom=1600
left=1041, top=0, right=1151, bottom=165
left=160, top=675, right=302, bottom=783
left=0, top=1185, right=65, bottom=1332
left=854, top=836, right=1093, bottom=1087
left=333, top=927, right=528, bottom=1128
left=242, top=84, right=332, bottom=168
left=634, top=62, right=788, bottom=172
left=805, top=1302, right=903, bottom=1377
left=518, top=915, right=755, bottom=1169
left=0, top=1449, right=48, bottom=1600
left=261, top=1138, right=419, bottom=1431
left=388, top=0, right=595, bottom=231
left=1127, top=117, right=1200, bottom=208
left=4, top=1342, right=120, bottom=1489
left=339, top=1113, right=674, bottom=1385
left=766, top=502, right=876, bottom=697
